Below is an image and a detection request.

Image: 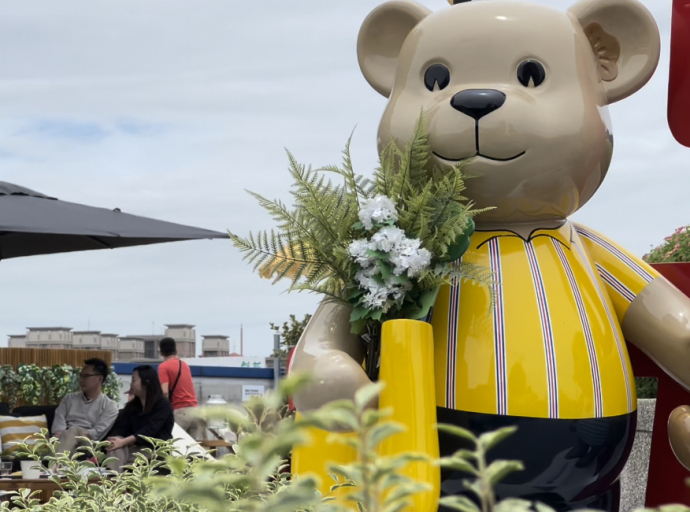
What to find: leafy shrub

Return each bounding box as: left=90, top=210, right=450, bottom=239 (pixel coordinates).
left=0, top=375, right=683, bottom=512
left=643, top=226, right=690, bottom=263
left=0, top=365, right=122, bottom=407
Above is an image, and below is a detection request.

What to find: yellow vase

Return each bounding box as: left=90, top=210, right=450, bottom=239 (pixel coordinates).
left=377, top=319, right=440, bottom=512
left=291, top=414, right=358, bottom=502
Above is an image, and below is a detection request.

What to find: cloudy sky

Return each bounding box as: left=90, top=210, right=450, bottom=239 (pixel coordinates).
left=0, top=0, right=683, bottom=358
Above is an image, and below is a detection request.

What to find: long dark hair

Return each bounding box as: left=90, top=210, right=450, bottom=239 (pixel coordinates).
left=131, top=365, right=164, bottom=414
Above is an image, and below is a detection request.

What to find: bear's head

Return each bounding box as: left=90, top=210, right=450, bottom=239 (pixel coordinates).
left=357, top=0, right=660, bottom=225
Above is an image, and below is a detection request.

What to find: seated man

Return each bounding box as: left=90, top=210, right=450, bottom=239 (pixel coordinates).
left=52, top=358, right=119, bottom=456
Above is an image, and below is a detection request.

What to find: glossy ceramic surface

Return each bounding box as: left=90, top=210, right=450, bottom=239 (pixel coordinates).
left=358, top=0, right=659, bottom=224
left=430, top=223, right=637, bottom=419
left=378, top=319, right=440, bottom=512
left=437, top=407, right=636, bottom=512
left=668, top=0, right=690, bottom=147
left=290, top=415, right=358, bottom=504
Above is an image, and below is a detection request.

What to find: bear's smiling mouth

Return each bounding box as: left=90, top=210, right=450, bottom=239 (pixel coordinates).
left=432, top=150, right=526, bottom=162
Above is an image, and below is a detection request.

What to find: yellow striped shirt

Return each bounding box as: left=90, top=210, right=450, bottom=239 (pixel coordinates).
left=431, top=221, right=659, bottom=419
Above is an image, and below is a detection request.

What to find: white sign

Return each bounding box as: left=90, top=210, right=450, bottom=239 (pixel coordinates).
left=242, top=385, right=265, bottom=401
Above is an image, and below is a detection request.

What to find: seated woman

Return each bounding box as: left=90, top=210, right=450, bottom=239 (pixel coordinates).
left=106, top=365, right=174, bottom=472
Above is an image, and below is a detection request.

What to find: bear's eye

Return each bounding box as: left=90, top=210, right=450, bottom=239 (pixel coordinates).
left=424, top=64, right=450, bottom=92
left=517, top=60, right=546, bottom=87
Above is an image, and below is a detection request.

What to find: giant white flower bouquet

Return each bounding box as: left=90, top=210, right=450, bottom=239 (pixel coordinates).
left=229, top=122, right=492, bottom=334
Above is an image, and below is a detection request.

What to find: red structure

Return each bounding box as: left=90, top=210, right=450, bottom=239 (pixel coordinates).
left=629, top=263, right=690, bottom=506
left=668, top=0, right=690, bottom=146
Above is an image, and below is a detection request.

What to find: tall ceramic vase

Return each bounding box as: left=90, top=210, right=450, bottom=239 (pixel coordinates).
left=377, top=319, right=440, bottom=512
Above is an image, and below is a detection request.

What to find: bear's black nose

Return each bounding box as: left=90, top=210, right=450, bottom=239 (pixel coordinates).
left=450, top=89, right=506, bottom=120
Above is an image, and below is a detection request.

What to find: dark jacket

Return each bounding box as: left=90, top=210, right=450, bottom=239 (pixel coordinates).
left=109, top=397, right=174, bottom=446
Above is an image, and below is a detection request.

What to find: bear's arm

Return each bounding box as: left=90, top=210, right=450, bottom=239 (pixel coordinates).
left=574, top=222, right=690, bottom=391
left=288, top=301, right=373, bottom=412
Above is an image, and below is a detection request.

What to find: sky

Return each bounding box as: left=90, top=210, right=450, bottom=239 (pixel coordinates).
left=0, top=0, right=684, bottom=358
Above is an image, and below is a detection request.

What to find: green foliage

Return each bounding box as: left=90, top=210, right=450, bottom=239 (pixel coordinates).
left=636, top=377, right=658, bottom=399
left=103, top=368, right=123, bottom=402
left=17, top=364, right=46, bottom=406
left=270, top=313, right=313, bottom=360
left=6, top=430, right=201, bottom=512
left=1, top=375, right=677, bottom=512
left=229, top=121, right=493, bottom=333
left=0, top=365, right=122, bottom=407
left=44, top=365, right=79, bottom=406
left=643, top=226, right=690, bottom=263
left=436, top=424, right=523, bottom=512
left=0, top=365, right=21, bottom=409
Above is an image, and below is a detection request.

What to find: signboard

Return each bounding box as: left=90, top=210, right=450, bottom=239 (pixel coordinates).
left=242, top=385, right=265, bottom=401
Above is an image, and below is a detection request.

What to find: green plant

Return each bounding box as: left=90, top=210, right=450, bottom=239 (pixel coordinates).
left=229, top=122, right=493, bottom=334
left=149, top=374, right=321, bottom=512
left=103, top=367, right=123, bottom=402
left=270, top=314, right=312, bottom=361
left=0, top=365, right=21, bottom=409
left=636, top=377, right=658, bottom=399
left=0, top=365, right=121, bottom=409
left=44, top=365, right=76, bottom=406
left=3, top=374, right=679, bottom=512
left=17, top=364, right=45, bottom=406
left=6, top=430, right=201, bottom=512
left=643, top=226, right=690, bottom=263
left=435, top=425, right=523, bottom=512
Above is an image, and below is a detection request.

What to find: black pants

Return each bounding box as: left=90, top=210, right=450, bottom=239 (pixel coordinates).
left=437, top=407, right=636, bottom=512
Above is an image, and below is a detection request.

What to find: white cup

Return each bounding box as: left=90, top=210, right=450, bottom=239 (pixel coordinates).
left=20, top=460, right=41, bottom=480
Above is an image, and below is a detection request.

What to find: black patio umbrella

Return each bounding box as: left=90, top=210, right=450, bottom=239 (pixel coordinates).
left=0, top=181, right=227, bottom=260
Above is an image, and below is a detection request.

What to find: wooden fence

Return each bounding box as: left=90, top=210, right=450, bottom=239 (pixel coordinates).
left=0, top=348, right=113, bottom=369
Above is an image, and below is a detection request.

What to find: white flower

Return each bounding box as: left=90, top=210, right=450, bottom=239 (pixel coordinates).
left=359, top=195, right=398, bottom=230
left=390, top=239, right=431, bottom=277
left=348, top=239, right=375, bottom=267
left=355, top=267, right=380, bottom=289
left=371, top=226, right=406, bottom=253
left=385, top=278, right=413, bottom=300
left=406, top=248, right=432, bottom=277
left=362, top=288, right=389, bottom=309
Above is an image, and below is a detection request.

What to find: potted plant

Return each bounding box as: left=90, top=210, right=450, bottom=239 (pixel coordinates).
left=1, top=435, right=53, bottom=478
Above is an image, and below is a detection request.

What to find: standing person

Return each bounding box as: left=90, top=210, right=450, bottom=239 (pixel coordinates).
left=106, top=365, right=174, bottom=472
left=157, top=337, right=205, bottom=440
left=52, top=358, right=119, bottom=455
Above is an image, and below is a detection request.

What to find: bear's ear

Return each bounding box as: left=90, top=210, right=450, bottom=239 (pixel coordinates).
left=357, top=1, right=432, bottom=97
left=569, top=0, right=660, bottom=105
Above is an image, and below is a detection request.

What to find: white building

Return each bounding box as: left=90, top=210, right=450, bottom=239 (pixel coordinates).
left=7, top=335, right=26, bottom=348
left=163, top=324, right=196, bottom=358
left=6, top=324, right=250, bottom=363
left=116, top=336, right=145, bottom=361
left=202, top=335, right=230, bottom=357
left=25, top=327, right=73, bottom=349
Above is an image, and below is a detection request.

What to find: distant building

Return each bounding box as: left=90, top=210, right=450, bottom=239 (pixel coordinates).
left=202, top=335, right=230, bottom=357
left=7, top=323, right=240, bottom=362
left=72, top=331, right=103, bottom=350
left=163, top=324, right=196, bottom=358
left=7, top=335, right=26, bottom=348
left=117, top=336, right=145, bottom=361
left=25, top=327, right=73, bottom=349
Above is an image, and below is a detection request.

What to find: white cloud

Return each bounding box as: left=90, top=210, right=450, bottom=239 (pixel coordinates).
left=0, top=0, right=684, bottom=357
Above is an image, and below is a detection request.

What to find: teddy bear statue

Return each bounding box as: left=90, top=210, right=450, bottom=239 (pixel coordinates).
left=289, top=0, right=690, bottom=510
